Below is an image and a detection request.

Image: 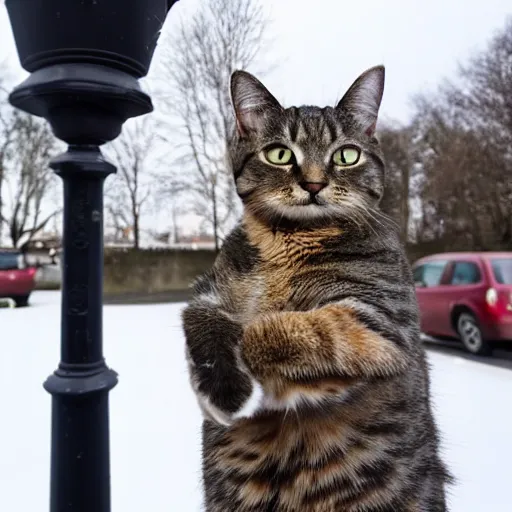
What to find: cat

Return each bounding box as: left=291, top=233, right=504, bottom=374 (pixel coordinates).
left=182, top=65, right=451, bottom=511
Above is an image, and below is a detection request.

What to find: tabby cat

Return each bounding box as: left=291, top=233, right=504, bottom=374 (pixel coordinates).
left=182, top=65, right=451, bottom=511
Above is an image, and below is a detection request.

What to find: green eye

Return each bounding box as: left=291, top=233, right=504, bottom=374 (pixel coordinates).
left=333, top=147, right=360, bottom=166
left=265, top=146, right=293, bottom=165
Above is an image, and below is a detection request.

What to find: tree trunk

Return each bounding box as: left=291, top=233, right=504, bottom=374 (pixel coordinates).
left=171, top=204, right=179, bottom=244
left=400, top=166, right=410, bottom=242
left=133, top=213, right=140, bottom=249
left=212, top=187, right=219, bottom=253
left=0, top=162, right=3, bottom=244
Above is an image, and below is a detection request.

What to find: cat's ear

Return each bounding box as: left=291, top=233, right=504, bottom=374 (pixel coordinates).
left=230, top=70, right=283, bottom=138
left=336, top=65, right=385, bottom=137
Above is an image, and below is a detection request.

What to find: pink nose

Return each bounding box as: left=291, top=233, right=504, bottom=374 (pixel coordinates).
left=300, top=182, right=327, bottom=194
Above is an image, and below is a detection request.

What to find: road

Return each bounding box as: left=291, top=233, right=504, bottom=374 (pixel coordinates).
left=422, top=335, right=512, bottom=371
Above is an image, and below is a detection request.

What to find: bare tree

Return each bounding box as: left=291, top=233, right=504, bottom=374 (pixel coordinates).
left=452, top=16, right=512, bottom=247
left=406, top=88, right=510, bottom=252
left=0, top=68, right=14, bottom=244
left=105, top=118, right=157, bottom=249
left=158, top=0, right=269, bottom=251
left=0, top=118, right=10, bottom=244
left=404, top=18, right=512, bottom=252
left=154, top=173, right=187, bottom=243
left=1, top=111, right=58, bottom=248
left=378, top=123, right=415, bottom=242
left=455, top=17, right=512, bottom=145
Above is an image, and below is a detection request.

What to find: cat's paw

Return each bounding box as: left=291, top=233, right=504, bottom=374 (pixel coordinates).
left=192, top=370, right=265, bottom=426
left=183, top=302, right=262, bottom=425
left=240, top=313, right=356, bottom=413
left=240, top=313, right=296, bottom=379
left=231, top=377, right=265, bottom=421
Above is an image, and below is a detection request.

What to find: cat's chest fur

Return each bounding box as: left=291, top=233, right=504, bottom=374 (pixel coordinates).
left=242, top=215, right=342, bottom=315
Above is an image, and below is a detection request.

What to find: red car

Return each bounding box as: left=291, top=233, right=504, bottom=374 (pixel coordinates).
left=0, top=250, right=37, bottom=307
left=413, top=252, right=512, bottom=355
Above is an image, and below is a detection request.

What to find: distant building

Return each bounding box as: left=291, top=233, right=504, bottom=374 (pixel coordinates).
left=19, top=227, right=216, bottom=256
left=21, top=233, right=62, bottom=266
left=104, top=228, right=216, bottom=251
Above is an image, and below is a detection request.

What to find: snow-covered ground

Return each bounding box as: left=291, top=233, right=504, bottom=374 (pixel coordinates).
left=1, top=291, right=511, bottom=511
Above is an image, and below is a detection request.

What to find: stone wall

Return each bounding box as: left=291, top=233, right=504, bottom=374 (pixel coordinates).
left=34, top=248, right=217, bottom=296
left=35, top=240, right=502, bottom=296
left=102, top=248, right=216, bottom=295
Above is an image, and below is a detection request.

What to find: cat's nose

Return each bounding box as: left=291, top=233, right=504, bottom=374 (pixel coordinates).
left=300, top=182, right=327, bottom=195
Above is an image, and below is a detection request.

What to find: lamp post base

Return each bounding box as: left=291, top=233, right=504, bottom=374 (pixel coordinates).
left=44, top=366, right=118, bottom=512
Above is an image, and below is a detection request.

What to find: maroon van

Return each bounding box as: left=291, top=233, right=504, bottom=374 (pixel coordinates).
left=0, top=250, right=37, bottom=307
left=412, top=252, right=512, bottom=355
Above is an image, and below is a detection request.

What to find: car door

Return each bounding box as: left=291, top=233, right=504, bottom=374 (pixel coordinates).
left=445, top=260, right=486, bottom=332
left=413, top=260, right=450, bottom=335
left=413, top=264, right=428, bottom=331
left=0, top=252, right=19, bottom=296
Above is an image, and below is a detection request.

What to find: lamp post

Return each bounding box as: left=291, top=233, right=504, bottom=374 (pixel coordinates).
left=5, top=1, right=179, bottom=511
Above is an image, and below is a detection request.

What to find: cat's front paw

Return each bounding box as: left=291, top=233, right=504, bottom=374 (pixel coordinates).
left=187, top=352, right=265, bottom=426
left=241, top=313, right=356, bottom=412
left=196, top=376, right=265, bottom=426
left=183, top=303, right=266, bottom=426
left=230, top=377, right=265, bottom=421
left=241, top=313, right=299, bottom=379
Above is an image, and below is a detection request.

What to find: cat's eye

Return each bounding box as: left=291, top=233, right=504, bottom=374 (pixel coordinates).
left=333, top=147, right=360, bottom=167
left=265, top=146, right=294, bottom=165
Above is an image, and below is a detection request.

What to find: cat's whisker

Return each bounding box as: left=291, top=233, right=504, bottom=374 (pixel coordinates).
left=354, top=207, right=382, bottom=235
left=361, top=204, right=391, bottom=228
left=362, top=206, right=397, bottom=237
left=372, top=207, right=401, bottom=231
left=338, top=204, right=368, bottom=234
left=348, top=202, right=384, bottom=237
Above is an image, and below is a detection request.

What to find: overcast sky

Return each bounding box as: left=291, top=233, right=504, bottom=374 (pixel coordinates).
left=1, top=0, right=510, bottom=123
left=0, top=0, right=510, bottom=237
left=259, top=0, right=510, bottom=122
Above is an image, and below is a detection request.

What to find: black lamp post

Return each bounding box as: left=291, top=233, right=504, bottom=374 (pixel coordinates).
left=5, top=1, right=179, bottom=511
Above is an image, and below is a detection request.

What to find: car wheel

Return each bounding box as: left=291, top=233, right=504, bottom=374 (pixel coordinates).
left=456, top=312, right=491, bottom=355
left=12, top=295, right=30, bottom=308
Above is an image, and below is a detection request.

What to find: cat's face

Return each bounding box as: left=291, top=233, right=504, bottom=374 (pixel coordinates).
left=229, top=66, right=386, bottom=228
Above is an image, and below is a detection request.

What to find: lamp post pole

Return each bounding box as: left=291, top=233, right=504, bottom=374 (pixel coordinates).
left=5, top=1, right=179, bottom=511
left=44, top=142, right=119, bottom=512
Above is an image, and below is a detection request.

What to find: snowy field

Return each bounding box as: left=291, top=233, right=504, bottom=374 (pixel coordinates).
left=1, top=291, right=511, bottom=511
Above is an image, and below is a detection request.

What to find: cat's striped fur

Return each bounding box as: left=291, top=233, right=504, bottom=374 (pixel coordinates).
left=183, top=66, right=451, bottom=511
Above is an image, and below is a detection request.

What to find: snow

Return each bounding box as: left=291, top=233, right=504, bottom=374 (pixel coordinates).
left=1, top=291, right=511, bottom=511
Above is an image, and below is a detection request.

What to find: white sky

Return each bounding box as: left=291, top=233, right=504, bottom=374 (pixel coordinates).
left=0, top=0, right=510, bottom=237
left=162, top=0, right=511, bottom=122
left=2, top=1, right=510, bottom=120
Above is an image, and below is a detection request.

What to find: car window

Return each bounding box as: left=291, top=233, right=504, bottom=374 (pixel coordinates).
left=0, top=252, right=21, bottom=271
left=413, top=265, right=424, bottom=283
left=491, top=258, right=512, bottom=285
left=450, top=261, right=481, bottom=285
left=414, top=260, right=448, bottom=287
